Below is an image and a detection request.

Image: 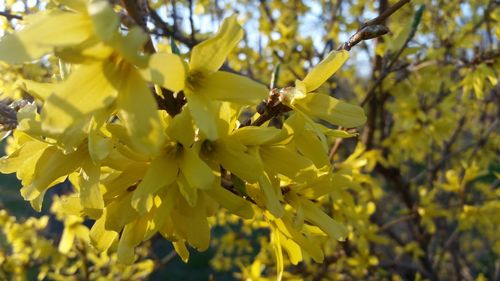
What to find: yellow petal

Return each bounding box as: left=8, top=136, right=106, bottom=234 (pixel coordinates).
left=271, top=226, right=284, bottom=281
left=88, top=120, right=113, bottom=163
left=141, top=52, right=187, bottom=92
left=55, top=38, right=114, bottom=63
left=197, top=71, right=268, bottom=104
left=22, top=145, right=86, bottom=201
left=185, top=90, right=219, bottom=140
left=105, top=192, right=139, bottom=232
left=172, top=241, right=190, bottom=262
left=175, top=194, right=211, bottom=251
left=167, top=108, right=195, bottom=146
left=301, top=50, right=349, bottom=92
left=179, top=147, right=214, bottom=190
left=274, top=214, right=324, bottom=262
left=0, top=10, right=93, bottom=64
left=41, top=61, right=118, bottom=149
left=117, top=217, right=148, bottom=264
left=280, top=233, right=303, bottom=265
left=293, top=93, right=366, bottom=128
left=259, top=174, right=284, bottom=218
left=205, top=183, right=254, bottom=219
left=58, top=227, right=76, bottom=254
left=90, top=211, right=118, bottom=252
left=153, top=187, right=177, bottom=232
left=285, top=192, right=347, bottom=240
left=0, top=139, right=47, bottom=174
left=189, top=15, right=243, bottom=73
left=88, top=0, right=119, bottom=42
left=116, top=65, right=165, bottom=156
left=112, top=26, right=149, bottom=67
left=295, top=130, right=330, bottom=168
left=215, top=139, right=263, bottom=183
left=177, top=172, right=198, bottom=207
left=79, top=160, right=104, bottom=219
left=19, top=80, right=55, bottom=102
left=229, top=126, right=282, bottom=147
left=260, top=146, right=316, bottom=183
left=131, top=153, right=178, bottom=214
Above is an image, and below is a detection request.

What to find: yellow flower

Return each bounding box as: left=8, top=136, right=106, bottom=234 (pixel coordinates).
left=279, top=50, right=366, bottom=128
left=143, top=15, right=269, bottom=140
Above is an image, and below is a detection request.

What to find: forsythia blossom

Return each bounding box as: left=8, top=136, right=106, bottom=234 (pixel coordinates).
left=0, top=0, right=366, bottom=278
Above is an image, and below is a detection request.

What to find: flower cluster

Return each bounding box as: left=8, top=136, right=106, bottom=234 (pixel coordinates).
left=0, top=0, right=365, bottom=276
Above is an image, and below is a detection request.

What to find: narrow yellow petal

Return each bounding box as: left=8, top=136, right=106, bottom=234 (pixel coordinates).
left=185, top=91, right=219, bottom=140
left=280, top=234, right=303, bottom=265
left=172, top=241, right=190, bottom=262
left=19, top=80, right=55, bottom=102
left=58, top=227, right=76, bottom=254
left=131, top=153, right=178, bottom=214
left=229, top=126, right=281, bottom=146
left=88, top=120, right=113, bottom=163
left=302, top=50, right=349, bottom=92
left=79, top=160, right=104, bottom=219
left=90, top=211, right=118, bottom=252
left=189, top=15, right=243, bottom=73
left=175, top=194, right=211, bottom=251
left=179, top=147, right=214, bottom=190
left=286, top=192, right=347, bottom=240
left=141, top=53, right=187, bottom=92
left=274, top=214, right=324, bottom=262
left=167, top=108, right=195, bottom=146
left=205, top=183, right=254, bottom=219
left=259, top=174, right=284, bottom=218
left=41, top=61, right=118, bottom=149
left=271, top=226, right=284, bottom=281
left=197, top=71, right=268, bottom=104
left=260, top=146, right=317, bottom=183
left=25, top=145, right=86, bottom=197
left=215, top=139, right=263, bottom=183
left=88, top=0, right=119, bottom=42
left=177, top=172, right=198, bottom=207
left=0, top=11, right=93, bottom=64
left=105, top=193, right=139, bottom=232
left=117, top=217, right=148, bottom=264
left=293, top=93, right=366, bottom=128
left=116, top=65, right=165, bottom=156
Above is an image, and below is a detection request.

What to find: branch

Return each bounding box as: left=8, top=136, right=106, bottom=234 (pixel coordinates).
left=337, top=0, right=413, bottom=51
left=361, top=0, right=411, bottom=29
left=0, top=11, right=23, bottom=20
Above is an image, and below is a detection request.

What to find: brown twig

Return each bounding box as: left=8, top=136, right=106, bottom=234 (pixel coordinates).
left=0, top=11, right=22, bottom=20
left=361, top=0, right=411, bottom=29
